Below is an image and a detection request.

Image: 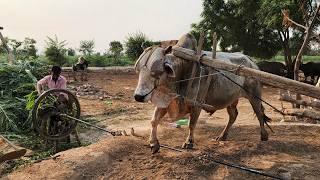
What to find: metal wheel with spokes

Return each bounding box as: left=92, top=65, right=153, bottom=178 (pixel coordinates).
left=32, top=89, right=80, bottom=140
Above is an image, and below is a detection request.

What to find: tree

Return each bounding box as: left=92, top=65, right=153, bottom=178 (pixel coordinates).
left=79, top=40, right=95, bottom=56
left=258, top=0, right=306, bottom=78
left=19, top=37, right=37, bottom=59
left=0, top=37, right=37, bottom=60
left=67, top=48, right=76, bottom=56
left=109, top=41, right=123, bottom=62
left=8, top=39, right=22, bottom=54
left=44, top=35, right=67, bottom=66
left=193, top=0, right=282, bottom=59
left=281, top=1, right=320, bottom=107
left=193, top=0, right=314, bottom=78
left=125, top=32, right=153, bottom=61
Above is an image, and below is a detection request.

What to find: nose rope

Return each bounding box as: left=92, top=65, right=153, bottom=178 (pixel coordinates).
left=143, top=87, right=156, bottom=97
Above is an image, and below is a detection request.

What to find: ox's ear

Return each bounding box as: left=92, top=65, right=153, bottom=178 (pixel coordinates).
left=164, top=46, right=172, bottom=54
left=164, top=62, right=176, bottom=78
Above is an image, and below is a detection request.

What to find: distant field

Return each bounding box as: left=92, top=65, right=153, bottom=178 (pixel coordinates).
left=0, top=54, right=134, bottom=67
left=1, top=54, right=320, bottom=65
left=273, top=55, right=320, bottom=62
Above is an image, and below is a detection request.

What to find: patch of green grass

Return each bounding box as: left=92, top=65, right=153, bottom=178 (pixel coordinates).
left=272, top=56, right=320, bottom=62
left=103, top=100, right=113, bottom=106
left=63, top=55, right=134, bottom=67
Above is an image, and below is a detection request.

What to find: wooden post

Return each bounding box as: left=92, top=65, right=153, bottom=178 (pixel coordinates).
left=172, top=46, right=320, bottom=99
left=212, top=32, right=217, bottom=59
left=186, top=32, right=205, bottom=98
left=198, top=32, right=218, bottom=102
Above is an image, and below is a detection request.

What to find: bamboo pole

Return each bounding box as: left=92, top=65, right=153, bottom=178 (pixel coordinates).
left=172, top=46, right=320, bottom=99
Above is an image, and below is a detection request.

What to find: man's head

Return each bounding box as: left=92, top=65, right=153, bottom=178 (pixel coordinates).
left=51, top=66, right=62, bottom=81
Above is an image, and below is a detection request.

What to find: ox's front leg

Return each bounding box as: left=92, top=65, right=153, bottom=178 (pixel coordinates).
left=182, top=107, right=201, bottom=149
left=149, top=107, right=167, bottom=154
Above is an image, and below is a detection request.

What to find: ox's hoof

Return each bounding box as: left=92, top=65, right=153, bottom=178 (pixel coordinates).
left=150, top=142, right=160, bottom=154
left=261, top=135, right=268, bottom=141
left=182, top=142, right=193, bottom=149
left=261, top=131, right=269, bottom=141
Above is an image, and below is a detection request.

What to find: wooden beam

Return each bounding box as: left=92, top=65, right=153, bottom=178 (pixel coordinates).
left=172, top=46, right=320, bottom=99
left=284, top=108, right=320, bottom=121
left=279, top=94, right=320, bottom=109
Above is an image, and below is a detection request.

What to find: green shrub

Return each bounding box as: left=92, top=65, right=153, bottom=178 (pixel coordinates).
left=0, top=60, right=49, bottom=132
left=125, top=32, right=153, bottom=61
left=44, top=35, right=67, bottom=66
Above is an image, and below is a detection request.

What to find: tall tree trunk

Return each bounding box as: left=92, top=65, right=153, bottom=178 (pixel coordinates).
left=294, top=5, right=320, bottom=108
left=278, top=30, right=293, bottom=79
left=0, top=31, right=14, bottom=64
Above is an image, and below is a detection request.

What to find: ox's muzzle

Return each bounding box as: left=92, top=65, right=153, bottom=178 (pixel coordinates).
left=134, top=94, right=145, bottom=102
left=134, top=86, right=156, bottom=102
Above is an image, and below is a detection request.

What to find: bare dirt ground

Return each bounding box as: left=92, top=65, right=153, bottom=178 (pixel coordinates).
left=4, top=70, right=320, bottom=180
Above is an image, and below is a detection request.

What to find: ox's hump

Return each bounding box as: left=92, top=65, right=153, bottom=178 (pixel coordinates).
left=202, top=51, right=258, bottom=69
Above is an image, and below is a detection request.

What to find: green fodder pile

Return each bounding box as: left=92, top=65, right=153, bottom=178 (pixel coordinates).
left=0, top=61, right=49, bottom=133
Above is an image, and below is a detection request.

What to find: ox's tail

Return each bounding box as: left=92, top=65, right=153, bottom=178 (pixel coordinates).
left=261, top=105, right=274, bottom=133
left=262, top=107, right=274, bottom=133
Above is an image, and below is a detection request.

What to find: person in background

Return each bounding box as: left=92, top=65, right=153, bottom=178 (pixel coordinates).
left=72, top=56, right=89, bottom=81
left=37, top=65, right=67, bottom=95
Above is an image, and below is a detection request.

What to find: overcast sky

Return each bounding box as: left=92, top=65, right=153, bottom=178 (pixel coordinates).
left=0, top=0, right=203, bottom=53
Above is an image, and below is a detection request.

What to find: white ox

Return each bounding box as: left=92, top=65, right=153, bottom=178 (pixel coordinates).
left=134, top=33, right=271, bottom=153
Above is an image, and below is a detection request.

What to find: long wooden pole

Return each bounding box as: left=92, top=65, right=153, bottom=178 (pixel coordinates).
left=279, top=94, right=320, bottom=109
left=172, top=46, right=320, bottom=99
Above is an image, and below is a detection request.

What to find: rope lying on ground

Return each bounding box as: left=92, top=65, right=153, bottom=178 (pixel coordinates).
left=130, top=128, right=283, bottom=179
left=130, top=128, right=184, bottom=152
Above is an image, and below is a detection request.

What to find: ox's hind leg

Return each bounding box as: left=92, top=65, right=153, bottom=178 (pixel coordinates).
left=149, top=107, right=167, bottom=154
left=216, top=100, right=239, bottom=141
left=182, top=107, right=201, bottom=149
left=245, top=79, right=269, bottom=141
left=248, top=97, right=269, bottom=141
